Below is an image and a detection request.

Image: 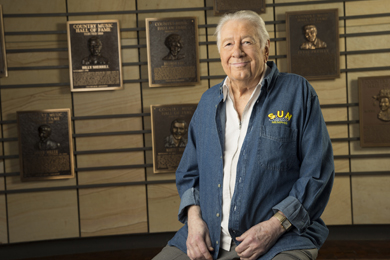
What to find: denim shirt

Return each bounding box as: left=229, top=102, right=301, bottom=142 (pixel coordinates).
left=168, top=61, right=335, bottom=260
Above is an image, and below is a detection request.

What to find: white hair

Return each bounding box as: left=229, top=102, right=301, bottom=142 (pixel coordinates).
left=215, top=10, right=270, bottom=52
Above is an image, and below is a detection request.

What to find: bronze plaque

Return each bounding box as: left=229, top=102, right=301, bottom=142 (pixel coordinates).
left=214, top=0, right=266, bottom=15
left=146, top=17, right=200, bottom=88
left=0, top=5, right=8, bottom=78
left=286, top=9, right=340, bottom=80
left=17, top=109, right=75, bottom=181
left=151, top=104, right=197, bottom=173
left=67, top=20, right=123, bottom=92
left=359, top=76, right=390, bottom=147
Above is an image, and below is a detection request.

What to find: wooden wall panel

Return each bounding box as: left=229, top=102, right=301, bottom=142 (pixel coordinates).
left=322, top=176, right=352, bottom=225
left=352, top=175, right=390, bottom=224
left=1, top=0, right=67, bottom=44
left=345, top=0, right=390, bottom=27
left=334, top=159, right=350, bottom=173
left=0, top=194, right=7, bottom=244
left=79, top=186, right=147, bottom=237
left=0, top=162, right=4, bottom=191
left=7, top=190, right=79, bottom=243
left=67, top=0, right=137, bottom=39
left=148, top=184, right=183, bottom=233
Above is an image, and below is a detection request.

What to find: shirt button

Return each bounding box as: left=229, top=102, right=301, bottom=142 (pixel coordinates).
left=218, top=184, right=221, bottom=188
left=216, top=213, right=220, bottom=217
left=216, top=241, right=219, bottom=245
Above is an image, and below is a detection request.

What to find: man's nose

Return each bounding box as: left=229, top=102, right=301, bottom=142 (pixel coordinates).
left=232, top=44, right=244, bottom=57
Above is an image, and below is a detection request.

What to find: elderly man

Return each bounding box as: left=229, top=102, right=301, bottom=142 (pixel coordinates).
left=153, top=10, right=334, bottom=260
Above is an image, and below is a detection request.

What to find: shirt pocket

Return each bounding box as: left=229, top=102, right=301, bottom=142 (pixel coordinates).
left=257, top=125, right=299, bottom=171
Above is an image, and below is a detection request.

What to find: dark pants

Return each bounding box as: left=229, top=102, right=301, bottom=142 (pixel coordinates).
left=152, top=243, right=318, bottom=260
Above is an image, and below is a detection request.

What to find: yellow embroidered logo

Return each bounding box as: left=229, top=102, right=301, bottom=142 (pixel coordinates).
left=268, top=111, right=292, bottom=125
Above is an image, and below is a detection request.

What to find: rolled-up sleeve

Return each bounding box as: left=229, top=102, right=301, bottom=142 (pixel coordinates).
left=175, top=108, right=202, bottom=223
left=273, top=86, right=335, bottom=234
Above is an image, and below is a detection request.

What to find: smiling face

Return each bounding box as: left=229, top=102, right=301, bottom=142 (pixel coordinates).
left=305, top=26, right=317, bottom=43
left=219, top=19, right=269, bottom=87
left=172, top=122, right=187, bottom=140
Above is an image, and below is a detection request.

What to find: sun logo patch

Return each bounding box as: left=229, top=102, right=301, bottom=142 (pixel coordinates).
left=268, top=111, right=292, bottom=125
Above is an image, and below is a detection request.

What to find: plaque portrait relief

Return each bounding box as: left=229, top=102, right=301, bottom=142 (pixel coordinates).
left=67, top=20, right=123, bottom=92
left=373, top=89, right=390, bottom=122
left=286, top=9, right=340, bottom=80
left=146, top=17, right=200, bottom=87
left=213, top=0, right=266, bottom=15
left=17, top=109, right=75, bottom=181
left=82, top=36, right=109, bottom=65
left=0, top=5, right=8, bottom=78
left=359, top=76, right=390, bottom=147
left=300, top=25, right=327, bottom=50
left=151, top=104, right=197, bottom=173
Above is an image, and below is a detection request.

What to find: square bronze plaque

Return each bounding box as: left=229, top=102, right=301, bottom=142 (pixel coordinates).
left=214, top=0, right=266, bottom=15
left=17, top=109, right=75, bottom=181
left=151, top=104, right=197, bottom=173
left=286, top=9, right=340, bottom=80
left=0, top=5, right=8, bottom=78
left=359, top=76, right=390, bottom=147
left=67, top=20, right=123, bottom=92
left=146, top=17, right=200, bottom=88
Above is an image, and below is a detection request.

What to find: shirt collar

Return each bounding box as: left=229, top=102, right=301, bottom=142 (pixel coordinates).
left=222, top=63, right=269, bottom=102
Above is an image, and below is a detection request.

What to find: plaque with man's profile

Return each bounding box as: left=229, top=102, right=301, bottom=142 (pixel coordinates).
left=17, top=109, right=75, bottom=181
left=286, top=9, right=340, bottom=80
left=146, top=17, right=200, bottom=87
left=151, top=104, right=197, bottom=173
left=67, top=20, right=123, bottom=92
left=0, top=5, right=8, bottom=78
left=213, top=0, right=266, bottom=15
left=359, top=76, right=390, bottom=147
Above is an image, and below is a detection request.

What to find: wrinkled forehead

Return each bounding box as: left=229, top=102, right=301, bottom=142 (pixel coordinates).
left=221, top=19, right=260, bottom=41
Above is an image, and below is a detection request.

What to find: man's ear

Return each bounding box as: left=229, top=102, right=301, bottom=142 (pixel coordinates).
left=264, top=39, right=270, bottom=62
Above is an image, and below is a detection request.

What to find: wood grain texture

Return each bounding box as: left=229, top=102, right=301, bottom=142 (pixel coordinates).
left=352, top=175, right=390, bottom=224
left=0, top=194, right=7, bottom=244
left=7, top=190, right=79, bottom=243
left=148, top=184, right=183, bottom=232
left=321, top=176, right=352, bottom=225
left=79, top=186, right=148, bottom=237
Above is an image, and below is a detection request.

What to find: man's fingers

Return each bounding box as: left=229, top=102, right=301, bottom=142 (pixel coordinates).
left=187, top=236, right=212, bottom=260
left=196, top=238, right=212, bottom=259
left=205, top=233, right=214, bottom=251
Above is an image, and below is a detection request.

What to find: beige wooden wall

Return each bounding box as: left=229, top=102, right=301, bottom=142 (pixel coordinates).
left=0, top=0, right=389, bottom=244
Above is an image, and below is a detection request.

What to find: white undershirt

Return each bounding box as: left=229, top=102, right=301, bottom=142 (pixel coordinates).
left=220, top=65, right=268, bottom=251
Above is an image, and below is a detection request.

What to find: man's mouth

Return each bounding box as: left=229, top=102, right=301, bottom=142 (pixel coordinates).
left=230, top=61, right=250, bottom=67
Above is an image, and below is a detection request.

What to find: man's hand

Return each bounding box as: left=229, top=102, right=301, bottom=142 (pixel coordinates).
left=235, top=215, right=285, bottom=260
left=186, top=206, right=214, bottom=260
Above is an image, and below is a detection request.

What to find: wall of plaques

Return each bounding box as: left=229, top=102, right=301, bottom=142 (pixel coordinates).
left=0, top=0, right=389, bottom=244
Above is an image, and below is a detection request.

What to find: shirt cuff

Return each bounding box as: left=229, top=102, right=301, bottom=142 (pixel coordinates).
left=272, top=195, right=310, bottom=234
left=178, top=187, right=200, bottom=223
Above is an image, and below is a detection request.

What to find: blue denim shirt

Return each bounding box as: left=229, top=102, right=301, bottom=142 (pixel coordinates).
left=168, top=61, right=335, bottom=259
